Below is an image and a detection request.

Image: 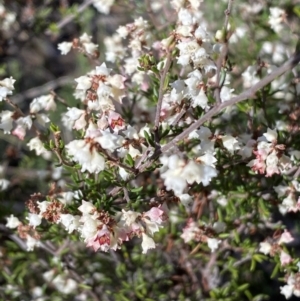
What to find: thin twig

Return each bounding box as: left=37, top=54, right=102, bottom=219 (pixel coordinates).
left=45, top=0, right=95, bottom=36
left=11, top=76, right=73, bottom=104
left=171, top=104, right=187, bottom=126
left=50, top=90, right=68, bottom=106
left=214, top=0, right=234, bottom=104
left=5, top=98, right=25, bottom=117
left=154, top=54, right=173, bottom=130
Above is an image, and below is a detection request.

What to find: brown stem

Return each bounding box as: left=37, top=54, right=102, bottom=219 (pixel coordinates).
left=214, top=0, right=234, bottom=104
left=154, top=54, right=173, bottom=130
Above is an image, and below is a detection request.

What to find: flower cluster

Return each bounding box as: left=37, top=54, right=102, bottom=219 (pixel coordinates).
left=58, top=33, right=99, bottom=57
left=247, top=128, right=291, bottom=177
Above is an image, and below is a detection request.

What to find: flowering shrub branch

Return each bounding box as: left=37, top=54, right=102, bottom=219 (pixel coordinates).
left=1, top=0, right=300, bottom=300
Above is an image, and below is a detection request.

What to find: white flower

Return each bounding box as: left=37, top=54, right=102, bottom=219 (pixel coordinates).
left=279, top=194, right=295, bottom=215
left=27, top=137, right=48, bottom=156
left=80, top=215, right=99, bottom=241
left=79, top=33, right=92, bottom=43
left=0, top=179, right=10, bottom=190
left=58, top=192, right=74, bottom=205
left=222, top=135, right=240, bottom=154
left=179, top=194, right=193, bottom=208
left=123, top=125, right=139, bottom=139
left=0, top=77, right=16, bottom=101
left=92, top=0, right=114, bottom=14
left=191, top=89, right=208, bottom=109
left=52, top=275, right=78, bottom=294
left=141, top=233, right=156, bottom=254
left=259, top=241, right=272, bottom=255
left=62, top=107, right=86, bottom=130
left=58, top=214, right=80, bottom=233
left=43, top=270, right=55, bottom=282
left=207, top=238, right=221, bottom=252
left=268, top=7, right=285, bottom=33
left=75, top=76, right=92, bottom=91
left=121, top=210, right=140, bottom=226
left=242, top=65, right=259, bottom=88
left=6, top=214, right=21, bottom=229
left=37, top=201, right=50, bottom=215
left=280, top=284, right=294, bottom=299
left=26, top=213, right=42, bottom=228
left=26, top=235, right=40, bottom=251
left=119, top=167, right=130, bottom=180
left=57, top=42, right=72, bottom=55
left=83, top=42, right=98, bottom=55
left=220, top=86, right=234, bottom=102
left=117, top=26, right=129, bottom=39
left=263, top=128, right=277, bottom=142
left=95, top=130, right=124, bottom=152
left=0, top=110, right=13, bottom=133
left=78, top=200, right=96, bottom=214
left=30, top=94, right=56, bottom=113
left=65, top=140, right=105, bottom=174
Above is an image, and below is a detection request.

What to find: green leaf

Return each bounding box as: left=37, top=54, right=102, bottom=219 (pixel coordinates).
left=270, top=262, right=280, bottom=279
left=124, top=154, right=134, bottom=167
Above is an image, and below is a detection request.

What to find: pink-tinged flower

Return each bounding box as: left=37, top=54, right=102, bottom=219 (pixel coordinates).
left=278, top=230, right=294, bottom=245
left=265, top=151, right=280, bottom=177
left=12, top=116, right=32, bottom=140
left=143, top=207, right=165, bottom=224
left=86, top=225, right=111, bottom=252
left=280, top=250, right=292, bottom=266
left=107, top=111, right=125, bottom=131
left=181, top=218, right=200, bottom=243
left=247, top=149, right=268, bottom=174
left=12, top=125, right=26, bottom=140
